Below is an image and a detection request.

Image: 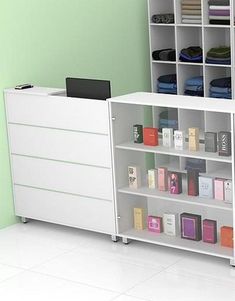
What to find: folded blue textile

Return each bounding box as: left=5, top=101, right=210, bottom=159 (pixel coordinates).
left=185, top=85, right=203, bottom=92
left=210, top=92, right=231, bottom=99
left=158, top=88, right=177, bottom=94
left=185, top=90, right=204, bottom=97
left=185, top=76, right=203, bottom=86
left=206, top=58, right=231, bottom=64
left=210, top=86, right=231, bottom=93
left=158, top=82, right=177, bottom=89
left=180, top=53, right=203, bottom=62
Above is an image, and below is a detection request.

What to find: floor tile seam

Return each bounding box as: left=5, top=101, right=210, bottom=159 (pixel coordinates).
left=27, top=269, right=124, bottom=294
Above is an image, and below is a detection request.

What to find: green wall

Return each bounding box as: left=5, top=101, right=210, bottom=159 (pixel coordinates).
left=0, top=0, right=151, bottom=228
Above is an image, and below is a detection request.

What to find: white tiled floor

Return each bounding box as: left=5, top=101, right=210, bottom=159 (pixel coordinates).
left=0, top=221, right=235, bottom=300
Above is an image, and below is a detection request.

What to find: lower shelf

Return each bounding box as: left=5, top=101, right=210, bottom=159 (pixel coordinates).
left=120, top=228, right=234, bottom=260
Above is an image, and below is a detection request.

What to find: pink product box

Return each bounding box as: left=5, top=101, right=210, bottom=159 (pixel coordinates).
left=203, top=219, right=217, bottom=244
left=214, top=178, right=225, bottom=201
left=147, top=216, right=163, bottom=233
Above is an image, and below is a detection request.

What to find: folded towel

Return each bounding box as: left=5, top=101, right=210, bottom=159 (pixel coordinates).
left=181, top=5, right=201, bottom=9
left=185, top=85, right=203, bottom=92
left=209, top=5, right=230, bottom=9
left=210, top=92, right=231, bottom=99
left=208, top=0, right=230, bottom=5
left=185, top=76, right=203, bottom=86
left=182, top=14, right=202, bottom=19
left=182, top=19, right=202, bottom=23
left=158, top=88, right=177, bottom=94
left=206, top=58, right=231, bottom=64
left=209, top=19, right=230, bottom=24
left=209, top=9, right=230, bottom=15
left=210, top=86, right=231, bottom=93
left=184, top=90, right=204, bottom=96
left=181, top=9, right=201, bottom=14
left=158, top=82, right=177, bottom=89
left=207, top=46, right=230, bottom=58
left=158, top=74, right=177, bottom=84
left=206, top=56, right=230, bottom=61
left=182, top=0, right=201, bottom=4
left=209, top=15, right=230, bottom=20
left=210, top=77, right=231, bottom=88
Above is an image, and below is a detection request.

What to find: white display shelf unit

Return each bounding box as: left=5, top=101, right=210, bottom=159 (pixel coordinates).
left=148, top=0, right=235, bottom=99
left=109, top=92, right=235, bottom=264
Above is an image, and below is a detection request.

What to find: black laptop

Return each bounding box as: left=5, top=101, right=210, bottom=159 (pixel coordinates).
left=66, top=77, right=111, bottom=100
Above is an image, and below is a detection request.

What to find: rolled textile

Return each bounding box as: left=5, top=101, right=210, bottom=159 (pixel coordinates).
left=208, top=0, right=230, bottom=5
left=210, top=77, right=231, bottom=88
left=152, top=14, right=174, bottom=23
left=159, top=49, right=176, bottom=61
left=152, top=48, right=172, bottom=60
left=158, top=74, right=177, bottom=84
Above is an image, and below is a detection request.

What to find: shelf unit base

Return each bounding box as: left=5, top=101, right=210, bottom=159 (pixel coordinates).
left=120, top=229, right=234, bottom=261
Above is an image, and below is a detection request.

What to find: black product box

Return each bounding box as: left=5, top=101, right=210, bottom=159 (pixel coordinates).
left=218, top=131, right=231, bottom=157
left=133, top=124, right=143, bottom=143
left=205, top=132, right=217, bottom=153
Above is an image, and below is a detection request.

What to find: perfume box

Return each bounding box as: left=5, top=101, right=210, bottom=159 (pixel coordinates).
left=162, top=128, right=174, bottom=148
left=134, top=208, right=147, bottom=230
left=203, top=219, right=217, bottom=244
left=214, top=178, right=225, bottom=201
left=205, top=132, right=217, bottom=153
left=187, top=169, right=199, bottom=196
left=163, top=213, right=178, bottom=236
left=158, top=167, right=168, bottom=191
left=128, top=166, right=141, bottom=189
left=199, top=176, right=214, bottom=199
left=148, top=169, right=157, bottom=189
left=224, top=180, right=232, bottom=204
left=180, top=213, right=202, bottom=241
left=147, top=216, right=163, bottom=233
left=188, top=127, right=199, bottom=151
left=169, top=172, right=182, bottom=194
left=174, top=130, right=185, bottom=150
left=143, top=127, right=158, bottom=146
left=218, top=131, right=231, bottom=157
left=221, top=226, right=233, bottom=248
left=133, top=124, right=143, bottom=143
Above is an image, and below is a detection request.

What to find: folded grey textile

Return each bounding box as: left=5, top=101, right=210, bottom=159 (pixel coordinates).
left=209, top=15, right=230, bottom=20
left=208, top=0, right=229, bottom=5
left=206, top=56, right=230, bottom=61
left=181, top=9, right=201, bottom=14
left=182, top=14, right=202, bottom=19
left=152, top=14, right=174, bottom=23
left=159, top=49, right=176, bottom=61
left=181, top=5, right=201, bottom=9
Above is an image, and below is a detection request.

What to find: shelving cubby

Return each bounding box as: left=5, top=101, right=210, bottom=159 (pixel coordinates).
left=148, top=0, right=235, bottom=101
left=109, top=92, right=235, bottom=263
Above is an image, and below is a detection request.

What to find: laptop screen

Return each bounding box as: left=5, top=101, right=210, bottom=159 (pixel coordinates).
left=66, top=78, right=111, bottom=100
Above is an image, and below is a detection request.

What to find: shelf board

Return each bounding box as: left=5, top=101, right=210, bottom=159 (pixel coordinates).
left=204, top=24, right=231, bottom=28
left=120, top=229, right=233, bottom=260
left=178, top=62, right=203, bottom=66
left=152, top=60, right=176, bottom=65
left=205, top=63, right=231, bottom=68
left=177, top=23, right=202, bottom=27
left=150, top=23, right=175, bottom=27
left=115, top=141, right=232, bottom=163
left=118, top=186, right=232, bottom=211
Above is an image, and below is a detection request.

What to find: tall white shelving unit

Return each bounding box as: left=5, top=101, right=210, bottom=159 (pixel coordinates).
left=109, top=92, right=235, bottom=266
left=148, top=0, right=235, bottom=98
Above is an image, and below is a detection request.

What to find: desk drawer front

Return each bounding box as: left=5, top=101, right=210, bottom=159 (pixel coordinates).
left=9, top=124, right=111, bottom=168
left=6, top=94, right=109, bottom=134
left=12, top=155, right=113, bottom=200
left=14, top=185, right=115, bottom=234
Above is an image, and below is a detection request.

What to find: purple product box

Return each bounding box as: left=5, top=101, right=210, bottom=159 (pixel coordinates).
left=180, top=213, right=202, bottom=241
